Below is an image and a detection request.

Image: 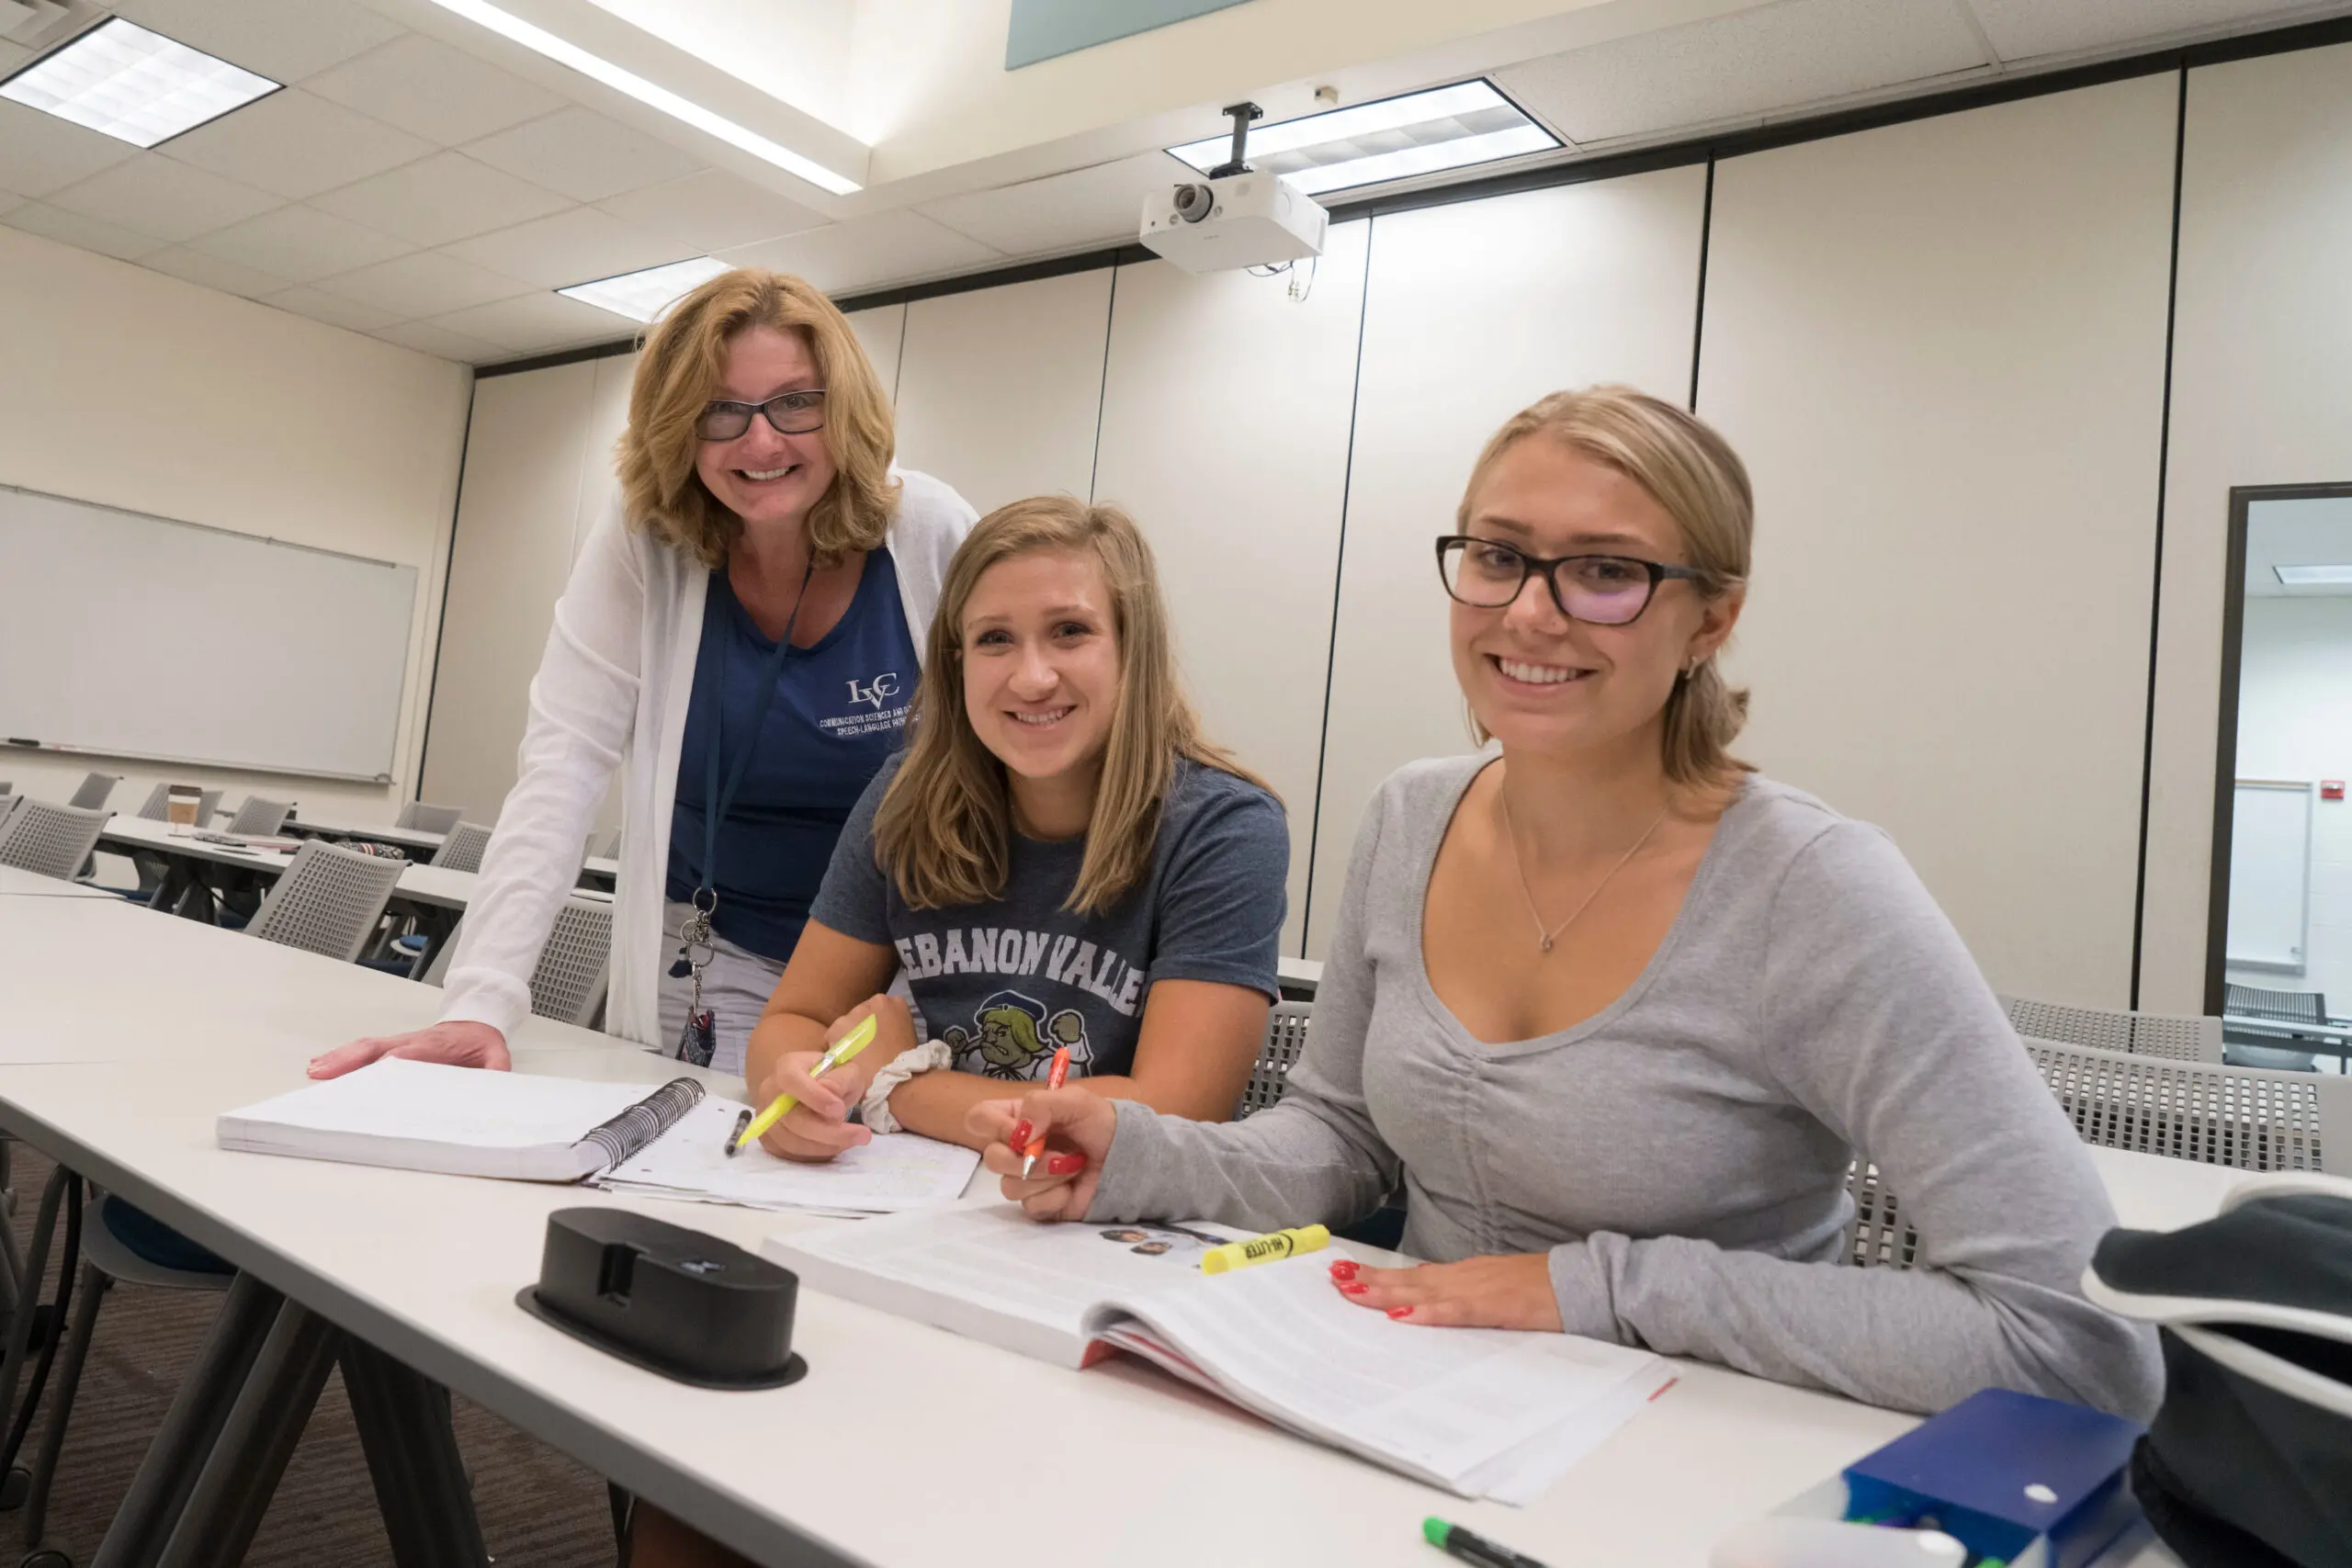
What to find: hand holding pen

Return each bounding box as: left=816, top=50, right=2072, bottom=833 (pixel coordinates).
left=967, top=1070, right=1116, bottom=1223
left=744, top=997, right=910, bottom=1163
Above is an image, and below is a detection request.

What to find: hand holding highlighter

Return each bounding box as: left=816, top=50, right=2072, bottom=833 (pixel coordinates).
left=731, top=1012, right=880, bottom=1156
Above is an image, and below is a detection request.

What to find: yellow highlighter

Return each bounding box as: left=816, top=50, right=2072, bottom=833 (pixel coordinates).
left=729, top=1012, right=880, bottom=1156
left=1199, top=1224, right=1330, bottom=1275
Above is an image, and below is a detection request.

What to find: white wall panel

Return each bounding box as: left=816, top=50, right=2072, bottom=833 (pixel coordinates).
left=893, top=269, right=1112, bottom=513
left=1700, top=77, right=2176, bottom=1007
left=2142, top=44, right=2352, bottom=1014
left=1092, top=225, right=1372, bottom=954
left=1308, top=168, right=1709, bottom=955
left=844, top=302, right=906, bottom=402
left=421, top=361, right=598, bottom=824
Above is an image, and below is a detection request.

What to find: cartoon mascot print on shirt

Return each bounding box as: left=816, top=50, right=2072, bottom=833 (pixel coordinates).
left=941, top=988, right=1093, bottom=1080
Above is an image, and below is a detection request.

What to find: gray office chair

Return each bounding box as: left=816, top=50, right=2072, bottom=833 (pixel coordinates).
left=222, top=795, right=293, bottom=838
left=423, top=897, right=615, bottom=1027
left=2025, top=1037, right=2349, bottom=1175
left=395, top=802, right=464, bottom=836
left=594, top=829, right=621, bottom=859
left=1843, top=1162, right=1917, bottom=1270
left=1999, top=994, right=2224, bottom=1065
left=429, top=822, right=493, bottom=874
left=244, top=841, right=406, bottom=963
left=0, top=800, right=109, bottom=881
left=65, top=773, right=119, bottom=810
left=1237, top=1000, right=1312, bottom=1119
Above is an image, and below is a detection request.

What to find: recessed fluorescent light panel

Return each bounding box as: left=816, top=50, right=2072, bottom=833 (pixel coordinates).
left=422, top=0, right=862, bottom=195
left=0, top=17, right=277, bottom=148
left=560, top=255, right=732, bottom=322
left=1167, top=80, right=1560, bottom=198
left=2274, top=564, right=2352, bottom=585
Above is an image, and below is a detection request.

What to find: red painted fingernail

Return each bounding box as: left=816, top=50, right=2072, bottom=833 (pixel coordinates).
left=1007, top=1121, right=1032, bottom=1148
left=1386, top=1306, right=1413, bottom=1320
left=1329, top=1259, right=1359, bottom=1280
left=1340, top=1282, right=1368, bottom=1296
left=1046, top=1153, right=1085, bottom=1177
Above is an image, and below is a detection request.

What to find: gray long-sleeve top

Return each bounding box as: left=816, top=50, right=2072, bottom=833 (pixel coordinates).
left=1090, top=757, right=2163, bottom=1418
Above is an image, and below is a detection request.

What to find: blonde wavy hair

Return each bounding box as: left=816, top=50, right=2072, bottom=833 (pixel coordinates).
left=874, top=497, right=1268, bottom=915
left=616, top=268, right=898, bottom=568
left=1459, top=386, right=1754, bottom=790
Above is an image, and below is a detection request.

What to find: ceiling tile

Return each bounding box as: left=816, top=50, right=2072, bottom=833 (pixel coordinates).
left=1964, top=0, right=2315, bottom=62
left=719, top=212, right=1000, bottom=297
left=261, top=285, right=404, bottom=333
left=462, top=107, right=706, bottom=203
left=310, top=151, right=573, bottom=248
left=430, top=291, right=636, bottom=353
left=596, top=169, right=828, bottom=253
left=440, top=205, right=690, bottom=288
left=0, top=100, right=138, bottom=199
left=1496, top=0, right=1989, bottom=145
left=2, top=201, right=165, bottom=262
left=304, top=33, right=569, bottom=146
left=162, top=89, right=435, bottom=201
left=921, top=152, right=1190, bottom=255
left=0, top=39, right=28, bottom=74
left=314, top=249, right=533, bottom=317
left=115, top=0, right=405, bottom=83
left=45, top=156, right=281, bottom=243
left=187, top=202, right=413, bottom=283
left=0, top=190, right=21, bottom=220
left=371, top=319, right=503, bottom=363
left=138, top=244, right=294, bottom=299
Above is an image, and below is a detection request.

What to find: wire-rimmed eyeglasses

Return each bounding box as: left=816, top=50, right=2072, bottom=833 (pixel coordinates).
left=1435, top=535, right=1704, bottom=626
left=697, top=389, right=827, bottom=441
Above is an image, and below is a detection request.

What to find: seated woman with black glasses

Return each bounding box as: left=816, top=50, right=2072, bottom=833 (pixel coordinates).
left=965, top=386, right=2163, bottom=1421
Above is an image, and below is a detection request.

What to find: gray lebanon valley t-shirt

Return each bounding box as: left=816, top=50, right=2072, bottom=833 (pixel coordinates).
left=809, top=753, right=1287, bottom=1081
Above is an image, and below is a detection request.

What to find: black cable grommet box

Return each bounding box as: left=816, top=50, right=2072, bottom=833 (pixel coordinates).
left=516, top=1208, right=808, bottom=1389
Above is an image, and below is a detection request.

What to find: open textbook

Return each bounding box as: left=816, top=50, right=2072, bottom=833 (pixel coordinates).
left=216, top=1058, right=978, bottom=1213
left=764, top=1205, right=1675, bottom=1502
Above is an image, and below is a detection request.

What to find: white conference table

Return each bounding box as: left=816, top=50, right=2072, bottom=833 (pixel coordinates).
left=0, top=867, right=118, bottom=899
left=0, top=895, right=2217, bottom=1567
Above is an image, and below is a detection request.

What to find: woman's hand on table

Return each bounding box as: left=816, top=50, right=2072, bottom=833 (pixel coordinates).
left=1328, top=1253, right=1563, bottom=1330
left=752, top=995, right=913, bottom=1162
left=967, top=1087, right=1115, bottom=1221
left=307, top=1021, right=510, bottom=1078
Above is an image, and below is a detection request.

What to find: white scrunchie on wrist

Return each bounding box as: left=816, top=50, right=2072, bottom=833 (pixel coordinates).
left=859, top=1039, right=955, bottom=1134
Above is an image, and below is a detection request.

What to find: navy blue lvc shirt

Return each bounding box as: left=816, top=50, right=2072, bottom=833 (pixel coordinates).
left=666, top=547, right=919, bottom=961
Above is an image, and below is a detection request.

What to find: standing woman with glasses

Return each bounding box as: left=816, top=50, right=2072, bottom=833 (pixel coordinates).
left=311, top=269, right=976, bottom=1079
left=967, top=386, right=2163, bottom=1420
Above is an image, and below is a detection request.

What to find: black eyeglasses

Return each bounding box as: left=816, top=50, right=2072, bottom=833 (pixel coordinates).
left=1435, top=535, right=1704, bottom=626
left=697, top=389, right=827, bottom=441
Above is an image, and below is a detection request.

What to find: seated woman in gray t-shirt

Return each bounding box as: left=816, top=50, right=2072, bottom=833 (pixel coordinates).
left=965, top=388, right=2164, bottom=1421
left=741, top=495, right=1288, bottom=1159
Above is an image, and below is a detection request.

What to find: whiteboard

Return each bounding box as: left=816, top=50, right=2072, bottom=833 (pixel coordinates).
left=2226, top=779, right=2312, bottom=971
left=0, top=484, right=416, bottom=781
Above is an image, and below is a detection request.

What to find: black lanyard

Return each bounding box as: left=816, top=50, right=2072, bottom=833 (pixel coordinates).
left=695, top=558, right=815, bottom=913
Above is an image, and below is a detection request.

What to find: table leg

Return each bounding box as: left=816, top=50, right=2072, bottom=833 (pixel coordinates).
left=0, top=1168, right=72, bottom=1440
left=339, top=1337, right=491, bottom=1568
left=87, top=1274, right=279, bottom=1568
left=149, top=1300, right=337, bottom=1568
left=19, top=1261, right=106, bottom=1548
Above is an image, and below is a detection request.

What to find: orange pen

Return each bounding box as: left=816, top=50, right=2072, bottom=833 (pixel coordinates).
left=1020, top=1045, right=1072, bottom=1179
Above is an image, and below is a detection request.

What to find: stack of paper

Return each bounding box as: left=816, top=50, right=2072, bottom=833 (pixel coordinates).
left=599, top=1096, right=981, bottom=1216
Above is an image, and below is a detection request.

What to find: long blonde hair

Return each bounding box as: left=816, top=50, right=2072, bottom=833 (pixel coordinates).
left=616, top=268, right=898, bottom=568
left=874, top=497, right=1267, bottom=914
left=1459, top=386, right=1755, bottom=790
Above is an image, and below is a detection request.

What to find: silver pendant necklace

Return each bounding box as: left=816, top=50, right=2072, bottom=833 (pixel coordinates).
left=1498, top=787, right=1669, bottom=953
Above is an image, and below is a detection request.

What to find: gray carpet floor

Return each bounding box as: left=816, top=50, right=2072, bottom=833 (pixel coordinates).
left=2, top=1146, right=618, bottom=1567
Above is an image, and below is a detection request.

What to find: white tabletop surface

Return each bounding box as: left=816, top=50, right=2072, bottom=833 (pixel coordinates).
left=286, top=816, right=447, bottom=853
left=0, top=867, right=119, bottom=898
left=0, top=897, right=2216, bottom=1567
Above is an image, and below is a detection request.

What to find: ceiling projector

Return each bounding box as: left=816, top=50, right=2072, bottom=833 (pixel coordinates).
left=1140, top=101, right=1329, bottom=275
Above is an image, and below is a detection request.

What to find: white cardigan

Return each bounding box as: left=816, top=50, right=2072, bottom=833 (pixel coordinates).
left=437, top=469, right=977, bottom=1047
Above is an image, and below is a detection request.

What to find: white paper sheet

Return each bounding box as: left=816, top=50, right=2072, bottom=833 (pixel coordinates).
left=602, top=1097, right=980, bottom=1214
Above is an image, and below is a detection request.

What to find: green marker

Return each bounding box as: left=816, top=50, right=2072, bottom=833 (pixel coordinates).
left=1423, top=1517, right=1553, bottom=1568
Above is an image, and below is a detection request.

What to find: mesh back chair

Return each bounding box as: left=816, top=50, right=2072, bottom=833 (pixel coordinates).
left=430, top=821, right=493, bottom=874
left=2227, top=985, right=2329, bottom=1026
left=594, top=829, right=621, bottom=859
left=223, top=795, right=292, bottom=838
left=395, top=802, right=464, bottom=836
left=135, top=782, right=170, bottom=821
left=2000, top=994, right=2224, bottom=1065
left=2025, top=1038, right=2350, bottom=1174
left=244, top=841, right=405, bottom=963
left=423, top=897, right=615, bottom=1026
left=1843, top=1161, right=1919, bottom=1270
left=1237, top=1000, right=1313, bottom=1118
left=66, top=773, right=119, bottom=810
left=0, top=800, right=109, bottom=880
